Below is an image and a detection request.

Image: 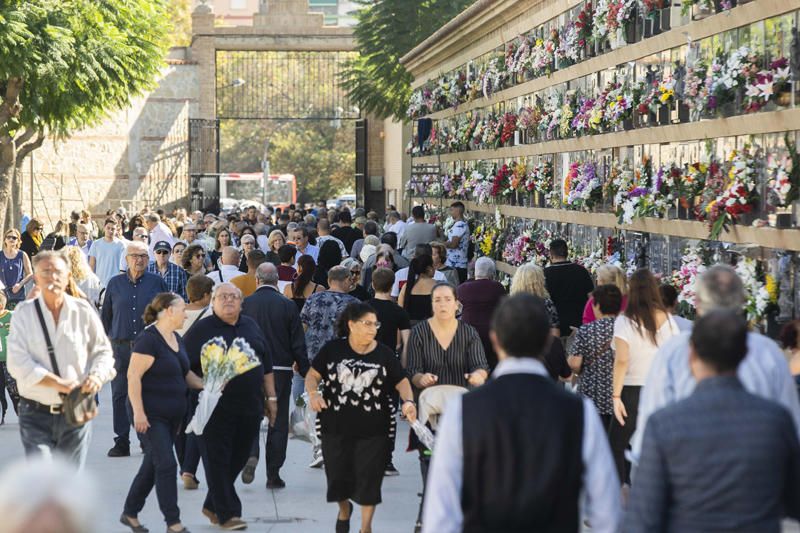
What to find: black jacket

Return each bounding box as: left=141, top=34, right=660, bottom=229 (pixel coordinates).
left=241, top=285, right=310, bottom=375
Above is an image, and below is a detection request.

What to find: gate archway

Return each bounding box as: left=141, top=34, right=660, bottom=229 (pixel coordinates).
left=189, top=0, right=382, bottom=210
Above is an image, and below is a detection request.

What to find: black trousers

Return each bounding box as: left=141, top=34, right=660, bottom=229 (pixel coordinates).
left=248, top=370, right=292, bottom=478
left=608, top=385, right=641, bottom=485
left=455, top=267, right=468, bottom=284
left=200, top=411, right=261, bottom=524
left=111, top=341, right=133, bottom=447
left=0, top=361, right=19, bottom=416
left=123, top=416, right=182, bottom=526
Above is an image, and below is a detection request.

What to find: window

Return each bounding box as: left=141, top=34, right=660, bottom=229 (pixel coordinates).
left=230, top=0, right=247, bottom=9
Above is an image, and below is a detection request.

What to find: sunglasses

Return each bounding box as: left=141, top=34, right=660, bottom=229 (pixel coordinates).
left=156, top=250, right=170, bottom=255
left=195, top=253, right=206, bottom=259
left=5, top=236, right=17, bottom=241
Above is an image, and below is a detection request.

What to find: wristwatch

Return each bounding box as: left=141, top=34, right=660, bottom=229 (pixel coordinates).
left=402, top=399, right=416, bottom=406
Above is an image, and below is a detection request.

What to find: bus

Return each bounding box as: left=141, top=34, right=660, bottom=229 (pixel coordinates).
left=219, top=173, right=297, bottom=209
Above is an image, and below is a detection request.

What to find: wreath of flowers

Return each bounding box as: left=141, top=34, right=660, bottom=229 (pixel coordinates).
left=735, top=257, right=770, bottom=323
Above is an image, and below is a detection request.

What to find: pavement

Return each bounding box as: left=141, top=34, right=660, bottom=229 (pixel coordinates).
left=0, top=387, right=422, bottom=533
left=1, top=387, right=799, bottom=533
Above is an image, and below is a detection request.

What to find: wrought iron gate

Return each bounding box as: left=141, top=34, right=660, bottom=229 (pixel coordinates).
left=354, top=118, right=367, bottom=208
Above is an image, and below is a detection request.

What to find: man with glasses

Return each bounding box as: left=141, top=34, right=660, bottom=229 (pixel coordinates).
left=183, top=282, right=277, bottom=531
left=291, top=227, right=319, bottom=265
left=101, top=241, right=168, bottom=457
left=7, top=250, right=115, bottom=467
left=120, top=226, right=153, bottom=272
left=89, top=218, right=127, bottom=288
left=147, top=241, right=188, bottom=302
left=68, top=224, right=93, bottom=261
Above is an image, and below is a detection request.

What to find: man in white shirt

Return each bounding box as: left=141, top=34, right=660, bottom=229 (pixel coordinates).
left=180, top=222, right=207, bottom=250
left=384, top=211, right=407, bottom=242
left=207, top=246, right=243, bottom=287
left=7, top=250, right=116, bottom=467
left=144, top=213, right=174, bottom=255
left=391, top=243, right=447, bottom=298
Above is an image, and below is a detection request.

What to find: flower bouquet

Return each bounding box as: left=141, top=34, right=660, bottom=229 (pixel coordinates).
left=744, top=57, right=791, bottom=113
left=565, top=161, right=603, bottom=211
left=735, top=257, right=770, bottom=324
left=186, top=337, right=262, bottom=435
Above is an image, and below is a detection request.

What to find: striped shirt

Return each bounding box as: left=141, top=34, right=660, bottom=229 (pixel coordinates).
left=407, top=320, right=489, bottom=387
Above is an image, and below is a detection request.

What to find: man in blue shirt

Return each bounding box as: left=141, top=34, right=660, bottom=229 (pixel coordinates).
left=631, top=264, right=800, bottom=468
left=147, top=240, right=188, bottom=302
left=101, top=241, right=167, bottom=457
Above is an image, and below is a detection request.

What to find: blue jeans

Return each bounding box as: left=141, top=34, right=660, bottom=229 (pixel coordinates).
left=123, top=416, right=182, bottom=526
left=18, top=399, right=91, bottom=468
left=111, top=341, right=133, bottom=447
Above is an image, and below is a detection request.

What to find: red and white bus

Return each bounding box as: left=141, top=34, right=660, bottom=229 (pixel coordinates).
left=219, top=173, right=297, bottom=209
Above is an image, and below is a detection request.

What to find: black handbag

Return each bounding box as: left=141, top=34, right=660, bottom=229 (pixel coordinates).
left=34, top=299, right=98, bottom=427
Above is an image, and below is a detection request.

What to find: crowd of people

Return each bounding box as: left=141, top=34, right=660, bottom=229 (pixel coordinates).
left=0, top=200, right=799, bottom=533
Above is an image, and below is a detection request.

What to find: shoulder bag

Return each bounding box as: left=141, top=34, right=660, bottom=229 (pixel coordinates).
left=34, top=299, right=98, bottom=427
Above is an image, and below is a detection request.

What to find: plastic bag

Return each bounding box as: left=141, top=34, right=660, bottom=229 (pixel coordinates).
left=290, top=393, right=319, bottom=447
left=411, top=420, right=436, bottom=451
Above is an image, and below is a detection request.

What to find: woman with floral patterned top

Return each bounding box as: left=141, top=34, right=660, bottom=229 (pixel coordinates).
left=567, top=284, right=623, bottom=430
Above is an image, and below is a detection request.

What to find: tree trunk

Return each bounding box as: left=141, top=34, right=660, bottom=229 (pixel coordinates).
left=0, top=143, right=16, bottom=235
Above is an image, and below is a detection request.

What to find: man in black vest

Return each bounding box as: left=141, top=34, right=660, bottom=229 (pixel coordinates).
left=422, top=293, right=620, bottom=533
left=240, top=262, right=310, bottom=490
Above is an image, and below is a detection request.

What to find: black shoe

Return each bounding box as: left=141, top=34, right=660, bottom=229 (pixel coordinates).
left=384, top=462, right=399, bottom=476
left=241, top=456, right=257, bottom=484
left=266, top=476, right=286, bottom=489
left=108, top=444, right=131, bottom=457
left=120, top=514, right=149, bottom=532
left=335, top=501, right=353, bottom=533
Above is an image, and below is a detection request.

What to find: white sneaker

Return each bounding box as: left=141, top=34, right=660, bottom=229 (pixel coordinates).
left=308, top=450, right=324, bottom=469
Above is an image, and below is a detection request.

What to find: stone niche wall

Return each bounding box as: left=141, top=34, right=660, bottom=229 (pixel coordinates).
left=20, top=52, right=199, bottom=229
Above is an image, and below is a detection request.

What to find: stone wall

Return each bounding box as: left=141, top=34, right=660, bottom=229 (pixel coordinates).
left=20, top=52, right=198, bottom=230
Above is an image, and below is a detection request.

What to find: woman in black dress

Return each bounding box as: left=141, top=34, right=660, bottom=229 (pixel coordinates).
left=306, top=302, right=417, bottom=533
left=121, top=293, right=204, bottom=533
left=284, top=254, right=323, bottom=311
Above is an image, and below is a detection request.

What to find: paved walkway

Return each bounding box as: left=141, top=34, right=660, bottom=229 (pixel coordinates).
left=0, top=387, right=422, bottom=533
left=1, top=387, right=799, bottom=532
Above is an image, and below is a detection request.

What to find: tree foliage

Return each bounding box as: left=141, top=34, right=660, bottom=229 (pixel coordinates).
left=169, top=0, right=193, bottom=47
left=221, top=118, right=355, bottom=205
left=340, top=0, right=474, bottom=121
left=0, top=0, right=170, bottom=230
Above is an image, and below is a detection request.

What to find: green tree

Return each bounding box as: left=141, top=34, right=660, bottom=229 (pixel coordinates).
left=0, top=0, right=170, bottom=230
left=169, top=0, right=193, bottom=47
left=340, top=0, right=473, bottom=120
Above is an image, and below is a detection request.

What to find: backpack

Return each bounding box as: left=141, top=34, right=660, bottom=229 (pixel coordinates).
left=39, top=234, right=57, bottom=251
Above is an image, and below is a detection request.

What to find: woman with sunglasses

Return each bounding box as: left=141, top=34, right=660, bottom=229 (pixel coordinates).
left=341, top=258, right=369, bottom=301
left=0, top=229, right=33, bottom=309
left=20, top=218, right=44, bottom=258
left=181, top=244, right=207, bottom=277
left=171, top=242, right=187, bottom=266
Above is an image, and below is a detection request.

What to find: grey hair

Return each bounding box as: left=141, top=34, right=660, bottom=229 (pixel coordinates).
left=146, top=213, right=160, bottom=223
left=695, top=264, right=746, bottom=315
left=328, top=265, right=350, bottom=284
left=474, top=257, right=496, bottom=279
left=126, top=240, right=149, bottom=255
left=340, top=258, right=359, bottom=271
left=304, top=214, right=316, bottom=225
left=211, top=282, right=243, bottom=301
left=364, top=235, right=380, bottom=247
left=286, top=222, right=299, bottom=233
left=255, top=262, right=279, bottom=286
left=31, top=249, right=69, bottom=270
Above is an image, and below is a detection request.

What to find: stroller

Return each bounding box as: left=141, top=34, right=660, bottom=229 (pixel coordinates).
left=411, top=385, right=468, bottom=533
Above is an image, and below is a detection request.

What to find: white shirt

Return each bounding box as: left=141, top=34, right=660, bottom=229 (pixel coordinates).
left=422, top=357, right=621, bottom=533
left=385, top=220, right=407, bottom=241
left=613, top=314, right=678, bottom=386
left=7, top=294, right=116, bottom=406
left=206, top=264, right=241, bottom=288
left=148, top=222, right=175, bottom=254
left=390, top=267, right=447, bottom=298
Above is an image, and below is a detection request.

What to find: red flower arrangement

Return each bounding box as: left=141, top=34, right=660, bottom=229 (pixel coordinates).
left=500, top=112, right=518, bottom=145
